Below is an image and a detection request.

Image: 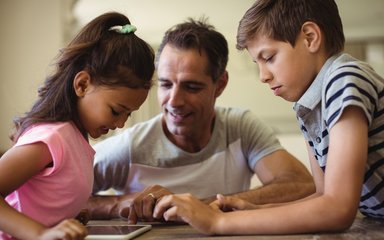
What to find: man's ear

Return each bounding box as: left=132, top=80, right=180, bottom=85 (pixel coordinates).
left=73, top=71, right=91, bottom=97
left=301, top=21, right=322, bottom=53
left=214, top=71, right=229, bottom=98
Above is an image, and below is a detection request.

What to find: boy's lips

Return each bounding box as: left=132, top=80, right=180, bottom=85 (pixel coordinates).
left=271, top=86, right=282, bottom=96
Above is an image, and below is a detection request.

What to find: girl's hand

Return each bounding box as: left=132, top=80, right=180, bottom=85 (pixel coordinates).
left=75, top=209, right=90, bottom=225
left=153, top=193, right=223, bottom=235
left=38, top=219, right=87, bottom=240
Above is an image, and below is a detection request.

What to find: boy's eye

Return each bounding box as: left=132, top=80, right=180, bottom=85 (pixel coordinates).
left=265, top=55, right=274, bottom=63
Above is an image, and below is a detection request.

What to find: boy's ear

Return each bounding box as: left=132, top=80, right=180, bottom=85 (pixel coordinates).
left=214, top=71, right=229, bottom=98
left=301, top=21, right=322, bottom=53
left=73, top=71, right=92, bottom=97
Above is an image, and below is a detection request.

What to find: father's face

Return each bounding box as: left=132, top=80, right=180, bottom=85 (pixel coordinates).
left=156, top=44, right=219, bottom=139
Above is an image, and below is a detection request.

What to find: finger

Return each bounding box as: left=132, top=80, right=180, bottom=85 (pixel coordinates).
left=127, top=205, right=138, bottom=224
left=133, top=197, right=144, bottom=220
left=153, top=195, right=172, bottom=219
left=142, top=193, right=156, bottom=221
left=163, top=206, right=181, bottom=222
left=75, top=209, right=90, bottom=225
left=217, top=194, right=245, bottom=210
left=208, top=200, right=221, bottom=211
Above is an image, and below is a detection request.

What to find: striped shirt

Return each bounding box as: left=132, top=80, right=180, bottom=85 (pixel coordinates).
left=294, top=54, right=384, bottom=218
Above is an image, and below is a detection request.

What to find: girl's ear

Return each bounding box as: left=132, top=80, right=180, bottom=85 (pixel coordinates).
left=301, top=21, right=322, bottom=53
left=214, top=71, right=229, bottom=98
left=73, top=71, right=91, bottom=97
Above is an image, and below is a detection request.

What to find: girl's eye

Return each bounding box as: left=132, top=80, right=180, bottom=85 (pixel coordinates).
left=111, top=108, right=119, bottom=116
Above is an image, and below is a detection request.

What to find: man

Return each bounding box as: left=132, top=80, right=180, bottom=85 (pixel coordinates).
left=86, top=18, right=314, bottom=223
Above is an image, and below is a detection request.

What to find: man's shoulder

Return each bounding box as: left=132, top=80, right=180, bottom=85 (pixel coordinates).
left=215, top=106, right=250, bottom=118
left=129, top=114, right=162, bottom=133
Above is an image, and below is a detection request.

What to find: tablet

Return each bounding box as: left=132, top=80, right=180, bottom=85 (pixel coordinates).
left=85, top=224, right=151, bottom=240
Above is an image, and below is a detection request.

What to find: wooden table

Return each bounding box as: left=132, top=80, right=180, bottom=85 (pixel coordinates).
left=88, top=216, right=384, bottom=239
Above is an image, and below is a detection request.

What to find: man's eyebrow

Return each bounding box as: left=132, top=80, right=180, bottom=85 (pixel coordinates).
left=157, top=78, right=170, bottom=82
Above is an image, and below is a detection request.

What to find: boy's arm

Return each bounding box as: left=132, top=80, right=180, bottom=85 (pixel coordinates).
left=154, top=106, right=369, bottom=235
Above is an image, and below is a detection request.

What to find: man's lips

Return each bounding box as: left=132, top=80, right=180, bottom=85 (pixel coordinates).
left=168, top=111, right=190, bottom=123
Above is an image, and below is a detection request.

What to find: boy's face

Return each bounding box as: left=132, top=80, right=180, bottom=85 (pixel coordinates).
left=246, top=35, right=317, bottom=102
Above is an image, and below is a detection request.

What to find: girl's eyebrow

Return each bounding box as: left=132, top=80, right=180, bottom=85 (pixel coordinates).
left=117, top=103, right=131, bottom=111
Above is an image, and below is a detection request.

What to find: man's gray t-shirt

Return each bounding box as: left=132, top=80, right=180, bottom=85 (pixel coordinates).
left=93, top=106, right=282, bottom=199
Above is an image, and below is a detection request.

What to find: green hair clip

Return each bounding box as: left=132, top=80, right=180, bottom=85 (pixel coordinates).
left=109, top=24, right=137, bottom=34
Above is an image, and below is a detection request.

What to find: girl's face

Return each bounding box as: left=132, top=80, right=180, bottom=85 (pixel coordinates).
left=246, top=35, right=317, bottom=102
left=77, top=83, right=148, bottom=139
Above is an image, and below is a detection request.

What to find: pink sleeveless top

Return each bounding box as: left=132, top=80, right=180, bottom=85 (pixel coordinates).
left=2, top=122, right=94, bottom=239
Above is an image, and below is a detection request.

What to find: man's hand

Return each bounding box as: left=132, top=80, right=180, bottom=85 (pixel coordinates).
left=118, top=185, right=173, bottom=223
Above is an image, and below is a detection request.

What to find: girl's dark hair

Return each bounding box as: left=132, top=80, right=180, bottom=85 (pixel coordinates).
left=12, top=12, right=155, bottom=141
left=237, top=0, right=345, bottom=56
left=156, top=17, right=228, bottom=83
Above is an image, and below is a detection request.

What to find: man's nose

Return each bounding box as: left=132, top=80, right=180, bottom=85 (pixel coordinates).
left=168, top=87, right=184, bottom=107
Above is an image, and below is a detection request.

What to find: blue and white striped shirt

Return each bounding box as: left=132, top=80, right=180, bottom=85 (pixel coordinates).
left=294, top=54, right=384, bottom=218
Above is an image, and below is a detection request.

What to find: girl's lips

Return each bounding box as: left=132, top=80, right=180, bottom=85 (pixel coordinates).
left=100, top=127, right=109, bottom=135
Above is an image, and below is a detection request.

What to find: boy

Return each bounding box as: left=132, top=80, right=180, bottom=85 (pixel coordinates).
left=152, top=0, right=384, bottom=235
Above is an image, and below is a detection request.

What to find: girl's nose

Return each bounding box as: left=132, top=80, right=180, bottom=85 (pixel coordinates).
left=115, top=114, right=128, bottom=129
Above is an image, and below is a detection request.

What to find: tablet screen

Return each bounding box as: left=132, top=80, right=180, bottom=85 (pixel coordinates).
left=85, top=224, right=151, bottom=240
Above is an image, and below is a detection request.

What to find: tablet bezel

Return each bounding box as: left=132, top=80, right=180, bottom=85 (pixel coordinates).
left=85, top=224, right=151, bottom=240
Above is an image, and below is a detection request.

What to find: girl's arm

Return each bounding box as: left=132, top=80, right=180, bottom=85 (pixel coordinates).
left=0, top=143, right=86, bottom=240
left=154, top=106, right=368, bottom=235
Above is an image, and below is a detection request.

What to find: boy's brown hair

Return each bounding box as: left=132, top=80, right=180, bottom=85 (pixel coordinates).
left=237, top=0, right=345, bottom=57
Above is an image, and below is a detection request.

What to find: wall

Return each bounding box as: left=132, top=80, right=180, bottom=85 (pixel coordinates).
left=0, top=0, right=70, bottom=152
left=1, top=0, right=384, bottom=154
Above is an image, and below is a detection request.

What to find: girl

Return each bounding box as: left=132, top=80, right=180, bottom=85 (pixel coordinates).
left=0, top=12, right=154, bottom=240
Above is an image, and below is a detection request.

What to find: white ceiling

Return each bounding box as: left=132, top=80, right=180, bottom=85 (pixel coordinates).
left=74, top=0, right=384, bottom=44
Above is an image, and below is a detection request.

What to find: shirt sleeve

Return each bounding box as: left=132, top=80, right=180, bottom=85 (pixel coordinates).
left=323, top=64, right=377, bottom=129
left=92, top=129, right=132, bottom=193
left=233, top=109, right=283, bottom=170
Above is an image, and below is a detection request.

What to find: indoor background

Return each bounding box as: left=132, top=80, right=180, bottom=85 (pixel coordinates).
left=1, top=0, right=384, bottom=171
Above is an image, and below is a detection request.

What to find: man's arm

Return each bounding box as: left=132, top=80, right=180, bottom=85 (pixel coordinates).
left=207, top=149, right=315, bottom=207
left=86, top=185, right=173, bottom=222
left=86, top=193, right=137, bottom=220
left=232, top=149, right=315, bottom=204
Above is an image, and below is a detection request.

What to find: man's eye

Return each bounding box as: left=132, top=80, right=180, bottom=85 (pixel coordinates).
left=186, top=84, right=203, bottom=92
left=160, top=84, right=171, bottom=88
left=159, top=81, right=172, bottom=88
